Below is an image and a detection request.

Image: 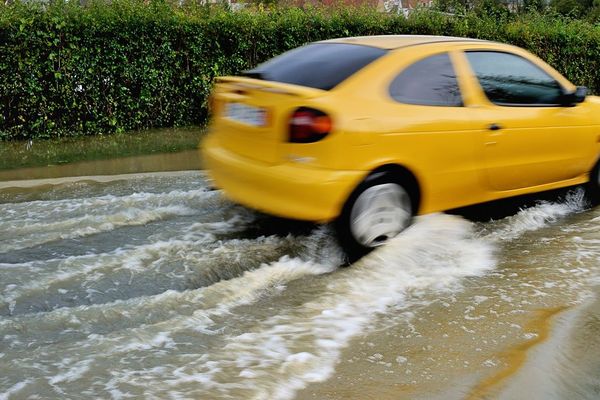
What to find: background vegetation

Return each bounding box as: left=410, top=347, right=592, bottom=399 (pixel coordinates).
left=436, top=0, right=600, bottom=21
left=1, top=1, right=600, bottom=141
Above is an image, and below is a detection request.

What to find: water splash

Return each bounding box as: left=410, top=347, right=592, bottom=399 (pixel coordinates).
left=0, top=189, right=219, bottom=253
left=480, top=188, right=587, bottom=241
left=96, top=215, right=495, bottom=399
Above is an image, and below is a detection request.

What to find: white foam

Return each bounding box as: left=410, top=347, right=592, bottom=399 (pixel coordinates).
left=113, top=332, right=176, bottom=353
left=0, top=227, right=341, bottom=374
left=0, top=379, right=33, bottom=400
left=48, top=360, right=93, bottom=385
left=250, top=215, right=492, bottom=394
left=0, top=188, right=218, bottom=252
left=481, top=188, right=586, bottom=241
left=0, top=229, right=285, bottom=318
left=109, top=214, right=495, bottom=399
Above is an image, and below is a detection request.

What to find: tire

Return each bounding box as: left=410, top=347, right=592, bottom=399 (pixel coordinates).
left=335, top=173, right=414, bottom=263
left=587, top=159, right=600, bottom=206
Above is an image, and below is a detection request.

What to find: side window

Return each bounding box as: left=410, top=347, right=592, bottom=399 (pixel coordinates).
left=389, top=53, right=462, bottom=107
left=465, top=51, right=563, bottom=106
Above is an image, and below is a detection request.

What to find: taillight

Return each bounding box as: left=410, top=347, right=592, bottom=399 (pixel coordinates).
left=289, top=107, right=332, bottom=143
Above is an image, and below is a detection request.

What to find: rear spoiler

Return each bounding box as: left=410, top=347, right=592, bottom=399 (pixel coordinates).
left=215, top=76, right=325, bottom=99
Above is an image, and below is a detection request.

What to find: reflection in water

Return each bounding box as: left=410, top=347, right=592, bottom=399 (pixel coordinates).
left=555, top=293, right=600, bottom=399
left=0, top=150, right=201, bottom=183
left=497, top=288, right=600, bottom=400
left=0, top=127, right=204, bottom=173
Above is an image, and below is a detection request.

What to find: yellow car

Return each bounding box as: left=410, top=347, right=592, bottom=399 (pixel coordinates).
left=202, top=35, right=600, bottom=258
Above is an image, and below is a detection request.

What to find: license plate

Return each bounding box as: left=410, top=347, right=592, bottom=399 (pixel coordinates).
left=225, top=102, right=267, bottom=127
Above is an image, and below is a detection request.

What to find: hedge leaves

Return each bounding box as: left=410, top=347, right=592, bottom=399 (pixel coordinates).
left=1, top=2, right=599, bottom=140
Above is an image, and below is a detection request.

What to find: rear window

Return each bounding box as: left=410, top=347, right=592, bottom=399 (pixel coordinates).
left=244, top=43, right=387, bottom=90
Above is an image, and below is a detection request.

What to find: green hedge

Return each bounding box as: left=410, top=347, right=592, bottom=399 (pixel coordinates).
left=1, top=2, right=600, bottom=140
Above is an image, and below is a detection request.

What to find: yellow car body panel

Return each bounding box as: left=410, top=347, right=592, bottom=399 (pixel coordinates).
left=201, top=36, right=600, bottom=222
left=203, top=133, right=365, bottom=221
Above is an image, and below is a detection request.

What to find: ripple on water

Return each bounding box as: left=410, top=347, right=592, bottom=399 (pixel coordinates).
left=19, top=214, right=490, bottom=400
left=1, top=177, right=599, bottom=399
left=0, top=188, right=221, bottom=253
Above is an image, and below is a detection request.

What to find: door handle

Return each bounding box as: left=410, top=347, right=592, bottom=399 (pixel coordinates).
left=488, top=123, right=502, bottom=131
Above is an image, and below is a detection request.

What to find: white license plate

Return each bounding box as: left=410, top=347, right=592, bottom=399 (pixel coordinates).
left=225, top=103, right=267, bottom=127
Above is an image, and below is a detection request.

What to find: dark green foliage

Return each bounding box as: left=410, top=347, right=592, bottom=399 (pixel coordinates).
left=1, top=2, right=600, bottom=140
left=550, top=0, right=593, bottom=18
left=548, top=0, right=600, bottom=22
left=523, top=0, right=546, bottom=12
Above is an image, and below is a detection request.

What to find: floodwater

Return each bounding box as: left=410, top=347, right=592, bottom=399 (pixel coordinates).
left=0, top=150, right=201, bottom=183
left=1, top=165, right=600, bottom=399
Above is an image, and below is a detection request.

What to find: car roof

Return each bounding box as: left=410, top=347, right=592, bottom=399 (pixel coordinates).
left=319, top=35, right=489, bottom=50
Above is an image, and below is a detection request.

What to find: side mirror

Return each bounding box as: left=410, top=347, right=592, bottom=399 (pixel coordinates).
left=574, top=86, right=588, bottom=102
left=560, top=86, right=587, bottom=106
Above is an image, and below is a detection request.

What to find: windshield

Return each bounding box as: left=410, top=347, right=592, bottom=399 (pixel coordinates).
left=244, top=43, right=387, bottom=90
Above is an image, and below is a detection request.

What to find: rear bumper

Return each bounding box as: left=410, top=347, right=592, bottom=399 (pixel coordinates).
left=201, top=135, right=364, bottom=222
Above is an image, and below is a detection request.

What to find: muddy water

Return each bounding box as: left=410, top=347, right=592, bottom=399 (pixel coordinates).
left=0, top=150, right=201, bottom=183
left=1, top=170, right=599, bottom=399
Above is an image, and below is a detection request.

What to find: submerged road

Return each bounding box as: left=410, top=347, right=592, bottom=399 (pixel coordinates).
left=1, top=170, right=599, bottom=399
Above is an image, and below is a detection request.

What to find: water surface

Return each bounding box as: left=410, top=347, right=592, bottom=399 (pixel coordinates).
left=0, top=171, right=599, bottom=399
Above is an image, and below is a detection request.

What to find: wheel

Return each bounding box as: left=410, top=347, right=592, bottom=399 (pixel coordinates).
left=587, top=159, right=600, bottom=205
left=335, top=173, right=414, bottom=263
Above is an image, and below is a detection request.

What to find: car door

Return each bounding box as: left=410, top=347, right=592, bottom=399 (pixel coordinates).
left=464, top=50, right=594, bottom=191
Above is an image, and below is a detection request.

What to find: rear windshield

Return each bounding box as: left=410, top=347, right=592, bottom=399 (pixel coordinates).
left=244, top=43, right=387, bottom=90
